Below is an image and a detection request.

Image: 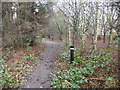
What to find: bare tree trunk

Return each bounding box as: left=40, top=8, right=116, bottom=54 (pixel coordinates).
left=0, top=1, right=2, bottom=59
left=82, top=3, right=87, bottom=47
left=72, top=27, right=75, bottom=46
left=93, top=34, right=98, bottom=50
left=108, top=29, right=112, bottom=48
left=66, top=26, right=68, bottom=43
left=68, top=19, right=72, bottom=46
left=1, top=3, right=6, bottom=51
left=108, top=3, right=114, bottom=48
left=102, top=5, right=106, bottom=43
left=82, top=23, right=86, bottom=47
left=103, top=30, right=106, bottom=43
left=0, top=2, right=3, bottom=88
left=93, top=2, right=99, bottom=50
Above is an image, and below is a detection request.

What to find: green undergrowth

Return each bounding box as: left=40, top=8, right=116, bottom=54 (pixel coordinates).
left=51, top=48, right=118, bottom=88
left=0, top=46, right=41, bottom=88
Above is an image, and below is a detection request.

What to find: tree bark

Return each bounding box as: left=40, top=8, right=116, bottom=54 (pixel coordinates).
left=0, top=1, right=2, bottom=59
left=93, top=3, right=99, bottom=50
left=103, top=30, right=106, bottom=43
left=108, top=29, right=112, bottom=48
left=68, top=19, right=72, bottom=46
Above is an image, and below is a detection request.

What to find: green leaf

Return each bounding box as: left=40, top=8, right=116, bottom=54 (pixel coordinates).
left=107, top=77, right=114, bottom=81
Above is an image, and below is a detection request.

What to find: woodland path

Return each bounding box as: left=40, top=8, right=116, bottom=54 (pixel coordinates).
left=24, top=39, right=63, bottom=88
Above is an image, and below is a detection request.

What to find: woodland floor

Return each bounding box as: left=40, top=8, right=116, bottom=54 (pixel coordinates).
left=1, top=38, right=118, bottom=89
left=24, top=39, right=63, bottom=88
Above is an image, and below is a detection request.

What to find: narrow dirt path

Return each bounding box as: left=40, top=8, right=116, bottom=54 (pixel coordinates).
left=24, top=40, right=63, bottom=88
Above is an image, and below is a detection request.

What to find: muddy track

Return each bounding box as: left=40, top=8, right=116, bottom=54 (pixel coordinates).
left=24, top=40, right=63, bottom=88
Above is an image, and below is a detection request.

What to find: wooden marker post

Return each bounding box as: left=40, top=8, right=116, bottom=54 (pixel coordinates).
left=70, top=46, right=74, bottom=64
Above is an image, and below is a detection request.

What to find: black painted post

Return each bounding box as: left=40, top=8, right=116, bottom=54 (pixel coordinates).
left=70, top=46, right=74, bottom=64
